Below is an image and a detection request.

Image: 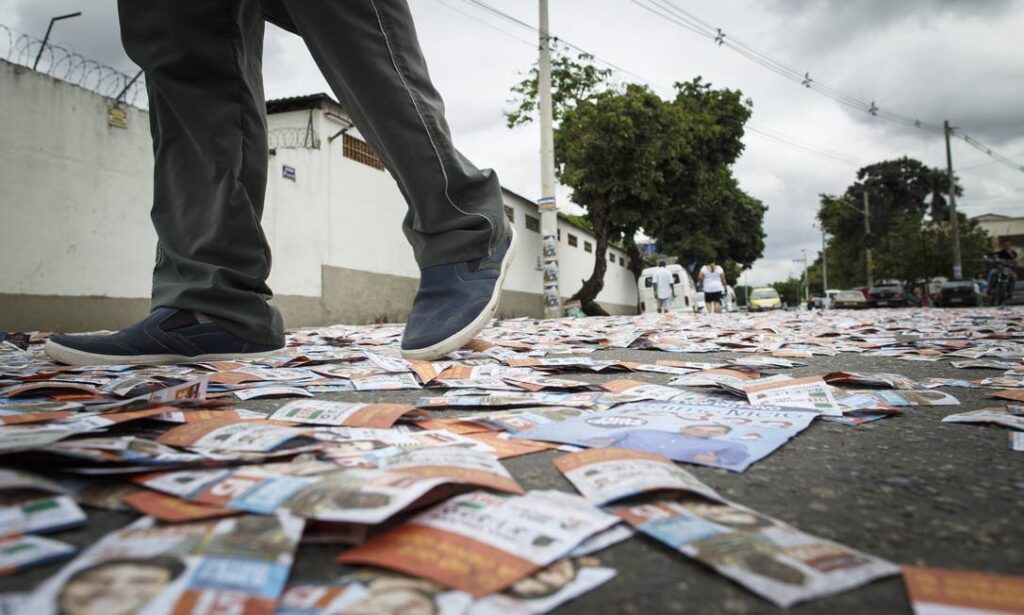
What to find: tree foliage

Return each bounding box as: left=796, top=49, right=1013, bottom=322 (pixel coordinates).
left=770, top=277, right=803, bottom=307
left=505, top=50, right=767, bottom=313
left=505, top=46, right=612, bottom=129
left=642, top=80, right=764, bottom=275
left=554, top=84, right=684, bottom=312
left=815, top=156, right=985, bottom=290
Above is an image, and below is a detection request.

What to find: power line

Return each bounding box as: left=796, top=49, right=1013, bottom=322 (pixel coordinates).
left=630, top=0, right=1024, bottom=174
left=960, top=151, right=1024, bottom=171
left=443, top=0, right=869, bottom=168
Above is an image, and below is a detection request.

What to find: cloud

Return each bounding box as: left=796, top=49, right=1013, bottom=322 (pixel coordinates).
left=5, top=0, right=137, bottom=75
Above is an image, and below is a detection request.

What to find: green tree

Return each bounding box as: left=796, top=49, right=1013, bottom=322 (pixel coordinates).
left=816, top=156, right=982, bottom=290
left=770, top=277, right=803, bottom=306
left=644, top=80, right=765, bottom=274
left=505, top=47, right=613, bottom=129
left=554, top=84, right=684, bottom=312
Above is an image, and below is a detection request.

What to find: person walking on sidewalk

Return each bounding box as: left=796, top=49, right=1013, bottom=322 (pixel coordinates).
left=45, top=0, right=516, bottom=367
left=699, top=258, right=727, bottom=314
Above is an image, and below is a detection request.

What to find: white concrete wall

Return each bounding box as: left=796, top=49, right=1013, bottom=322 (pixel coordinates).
left=0, top=60, right=156, bottom=298
left=500, top=191, right=637, bottom=307
left=1, top=62, right=637, bottom=314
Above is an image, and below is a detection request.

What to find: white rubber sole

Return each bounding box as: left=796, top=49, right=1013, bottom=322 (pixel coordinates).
left=400, top=227, right=520, bottom=361
left=43, top=339, right=281, bottom=367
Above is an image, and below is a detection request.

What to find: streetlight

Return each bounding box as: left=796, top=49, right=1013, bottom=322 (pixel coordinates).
left=33, top=12, right=82, bottom=71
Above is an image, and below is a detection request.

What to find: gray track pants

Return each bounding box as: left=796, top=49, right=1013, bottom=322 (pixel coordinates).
left=118, top=0, right=509, bottom=346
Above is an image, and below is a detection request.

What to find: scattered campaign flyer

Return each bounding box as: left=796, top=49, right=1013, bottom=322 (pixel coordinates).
left=277, top=572, right=471, bottom=615
left=823, top=372, right=918, bottom=390
left=668, top=369, right=761, bottom=388
left=136, top=457, right=520, bottom=525
left=376, top=447, right=524, bottom=494
left=270, top=400, right=418, bottom=429
left=468, top=407, right=596, bottom=434
left=553, top=448, right=723, bottom=505
left=317, top=428, right=494, bottom=466
left=835, top=389, right=960, bottom=409
left=417, top=392, right=601, bottom=410
left=609, top=493, right=899, bottom=607
left=901, top=565, right=1024, bottom=615
left=466, top=558, right=617, bottom=615
left=338, top=490, right=619, bottom=597
left=234, top=386, right=313, bottom=400
left=742, top=376, right=843, bottom=416
left=22, top=512, right=303, bottom=615
left=156, top=416, right=319, bottom=453
left=942, top=407, right=1024, bottom=431
left=0, top=495, right=87, bottom=537
left=350, top=373, right=421, bottom=391
left=0, top=534, right=76, bottom=576
left=516, top=400, right=818, bottom=472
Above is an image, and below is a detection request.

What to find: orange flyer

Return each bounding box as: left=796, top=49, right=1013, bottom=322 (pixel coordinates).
left=338, top=490, right=617, bottom=597
left=902, top=566, right=1024, bottom=614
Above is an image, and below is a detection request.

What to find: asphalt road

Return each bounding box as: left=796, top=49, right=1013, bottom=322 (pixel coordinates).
left=3, top=344, right=1022, bottom=614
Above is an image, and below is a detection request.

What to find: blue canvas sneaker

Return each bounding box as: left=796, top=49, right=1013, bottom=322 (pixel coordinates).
left=44, top=307, right=284, bottom=366
left=401, top=228, right=518, bottom=360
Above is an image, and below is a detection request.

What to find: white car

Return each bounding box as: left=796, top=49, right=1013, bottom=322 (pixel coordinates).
left=638, top=265, right=697, bottom=314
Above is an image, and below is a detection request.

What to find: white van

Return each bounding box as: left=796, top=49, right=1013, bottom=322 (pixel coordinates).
left=638, top=265, right=697, bottom=314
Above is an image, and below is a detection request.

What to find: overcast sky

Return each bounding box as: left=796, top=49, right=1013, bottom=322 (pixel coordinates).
left=3, top=0, right=1023, bottom=285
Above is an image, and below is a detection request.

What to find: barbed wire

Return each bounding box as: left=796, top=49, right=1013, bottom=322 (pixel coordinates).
left=0, top=23, right=147, bottom=108
left=269, top=127, right=320, bottom=150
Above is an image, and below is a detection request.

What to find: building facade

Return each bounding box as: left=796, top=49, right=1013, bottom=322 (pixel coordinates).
left=971, top=213, right=1024, bottom=249
left=0, top=61, right=637, bottom=332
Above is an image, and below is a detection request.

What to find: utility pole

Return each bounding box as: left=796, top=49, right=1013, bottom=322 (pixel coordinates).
left=802, top=249, right=810, bottom=305
left=820, top=228, right=829, bottom=293
left=863, top=191, right=874, bottom=288
left=944, top=120, right=963, bottom=280
left=538, top=0, right=562, bottom=318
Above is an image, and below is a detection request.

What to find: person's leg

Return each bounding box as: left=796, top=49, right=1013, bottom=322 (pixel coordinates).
left=267, top=0, right=507, bottom=268
left=45, top=0, right=284, bottom=365
left=126, top=0, right=282, bottom=346
left=266, top=0, right=513, bottom=359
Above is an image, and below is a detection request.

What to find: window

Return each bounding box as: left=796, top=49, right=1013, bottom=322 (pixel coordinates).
left=609, top=253, right=615, bottom=263
left=525, top=215, right=540, bottom=232
left=504, top=205, right=515, bottom=223
left=342, top=134, right=384, bottom=171
left=619, top=256, right=625, bottom=266
left=557, top=228, right=561, bottom=241
left=568, top=234, right=578, bottom=247
left=584, top=241, right=593, bottom=253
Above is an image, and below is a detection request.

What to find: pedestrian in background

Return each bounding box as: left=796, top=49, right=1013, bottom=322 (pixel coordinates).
left=653, top=261, right=676, bottom=313
left=699, top=258, right=727, bottom=314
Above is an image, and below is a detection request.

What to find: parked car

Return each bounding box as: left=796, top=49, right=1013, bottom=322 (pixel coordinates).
left=935, top=280, right=981, bottom=307
left=638, top=264, right=697, bottom=314
left=748, top=287, right=782, bottom=312
left=833, top=289, right=868, bottom=309
left=868, top=281, right=911, bottom=307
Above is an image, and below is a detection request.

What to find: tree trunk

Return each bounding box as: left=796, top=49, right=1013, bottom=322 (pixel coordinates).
left=570, top=201, right=610, bottom=316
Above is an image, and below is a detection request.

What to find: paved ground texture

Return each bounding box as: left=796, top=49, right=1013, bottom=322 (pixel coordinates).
left=0, top=307, right=1022, bottom=614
